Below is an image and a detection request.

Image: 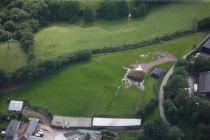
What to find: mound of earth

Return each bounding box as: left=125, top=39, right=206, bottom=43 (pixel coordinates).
left=127, top=70, right=145, bottom=82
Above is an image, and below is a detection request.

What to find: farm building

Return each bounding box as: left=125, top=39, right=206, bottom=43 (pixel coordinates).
left=4, top=120, right=21, bottom=140
left=92, top=117, right=141, bottom=129
left=150, top=67, right=166, bottom=79
left=198, top=71, right=210, bottom=95
left=21, top=119, right=39, bottom=140
left=54, top=129, right=102, bottom=140
left=8, top=100, right=23, bottom=112
left=201, top=38, right=210, bottom=53
left=51, top=116, right=92, bottom=128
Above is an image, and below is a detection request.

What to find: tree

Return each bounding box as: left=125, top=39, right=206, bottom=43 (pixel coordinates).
left=167, top=126, right=184, bottom=140
left=116, top=0, right=128, bottom=17
left=96, top=1, right=119, bottom=19
left=164, top=99, right=178, bottom=123
left=131, top=3, right=147, bottom=18
left=0, top=29, right=8, bottom=41
left=0, top=69, right=9, bottom=86
left=20, top=31, right=34, bottom=53
left=10, top=8, right=29, bottom=22
left=83, top=7, right=95, bottom=22
left=3, top=20, right=16, bottom=32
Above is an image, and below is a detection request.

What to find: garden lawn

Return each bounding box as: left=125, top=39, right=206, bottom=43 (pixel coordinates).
left=34, top=2, right=210, bottom=59
left=0, top=34, right=203, bottom=117
left=0, top=42, right=28, bottom=72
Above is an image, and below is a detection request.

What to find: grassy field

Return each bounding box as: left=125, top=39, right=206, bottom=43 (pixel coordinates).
left=0, top=34, right=203, bottom=117
left=0, top=42, right=28, bottom=72
left=34, top=2, right=210, bottom=59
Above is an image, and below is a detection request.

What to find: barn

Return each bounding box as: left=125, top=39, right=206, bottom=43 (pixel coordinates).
left=51, top=116, right=92, bottom=128
left=92, top=117, right=141, bottom=129
left=150, top=67, right=166, bottom=79
left=8, top=100, right=23, bottom=112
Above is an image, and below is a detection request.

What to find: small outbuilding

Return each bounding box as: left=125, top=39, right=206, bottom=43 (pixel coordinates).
left=150, top=67, right=166, bottom=79
left=8, top=100, right=23, bottom=112
left=201, top=38, right=210, bottom=53
left=4, top=120, right=21, bottom=140
left=198, top=71, right=210, bottom=95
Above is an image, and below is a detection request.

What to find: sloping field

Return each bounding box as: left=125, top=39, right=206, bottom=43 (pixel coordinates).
left=34, top=2, right=210, bottom=59
left=0, top=42, right=28, bottom=72
left=0, top=34, right=203, bottom=117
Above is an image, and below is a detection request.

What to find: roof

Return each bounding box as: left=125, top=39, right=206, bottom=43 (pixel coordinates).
left=150, top=67, right=166, bottom=79
left=29, top=136, right=48, bottom=140
left=127, top=70, right=145, bottom=82
left=51, top=116, right=92, bottom=128
left=5, top=120, right=21, bottom=138
left=55, top=130, right=102, bottom=140
left=199, top=71, right=210, bottom=93
left=203, top=38, right=210, bottom=49
left=23, top=119, right=39, bottom=139
left=8, top=100, right=23, bottom=112
left=92, top=118, right=141, bottom=127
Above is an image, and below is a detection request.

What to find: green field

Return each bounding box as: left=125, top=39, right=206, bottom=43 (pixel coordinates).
left=0, top=42, right=28, bottom=72
left=0, top=34, right=203, bottom=117
left=34, top=2, right=210, bottom=59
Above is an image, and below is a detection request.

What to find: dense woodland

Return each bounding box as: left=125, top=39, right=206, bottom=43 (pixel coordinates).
left=164, top=57, right=210, bottom=140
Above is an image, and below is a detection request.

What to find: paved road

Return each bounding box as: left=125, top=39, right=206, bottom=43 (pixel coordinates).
left=159, top=33, right=210, bottom=123
left=159, top=66, right=174, bottom=123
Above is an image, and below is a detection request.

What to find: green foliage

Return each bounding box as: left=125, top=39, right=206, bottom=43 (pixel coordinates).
left=140, top=120, right=184, bottom=140
left=96, top=0, right=128, bottom=19
left=3, top=20, right=16, bottom=32
left=197, top=17, right=210, bottom=31
left=83, top=7, right=95, bottom=23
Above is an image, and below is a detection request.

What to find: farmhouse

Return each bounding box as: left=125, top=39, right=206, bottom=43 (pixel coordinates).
left=198, top=71, right=210, bottom=95
left=51, top=116, right=92, bottom=128
left=54, top=129, right=102, bottom=140
left=4, top=120, right=21, bottom=140
left=201, top=38, right=210, bottom=53
left=8, top=100, right=23, bottom=112
left=92, top=117, right=141, bottom=129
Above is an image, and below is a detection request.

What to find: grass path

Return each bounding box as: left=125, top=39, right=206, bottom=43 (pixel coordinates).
left=0, top=34, right=203, bottom=117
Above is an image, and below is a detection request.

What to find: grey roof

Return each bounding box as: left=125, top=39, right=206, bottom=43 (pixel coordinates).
left=24, top=119, right=39, bottom=139
left=29, top=136, right=48, bottom=140
left=52, top=116, right=92, bottom=128
left=5, top=120, right=21, bottom=139
left=203, top=39, right=210, bottom=49
left=8, top=100, right=23, bottom=112
left=199, top=71, right=210, bottom=93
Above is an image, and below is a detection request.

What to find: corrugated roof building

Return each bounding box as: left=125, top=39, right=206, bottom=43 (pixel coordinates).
left=198, top=71, right=210, bottom=95
left=4, top=120, right=21, bottom=140
left=51, top=116, right=92, bottom=128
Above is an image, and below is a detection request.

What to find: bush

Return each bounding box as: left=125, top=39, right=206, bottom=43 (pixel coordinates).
left=83, top=7, right=95, bottom=22
left=3, top=20, right=16, bottom=32
left=0, top=29, right=8, bottom=42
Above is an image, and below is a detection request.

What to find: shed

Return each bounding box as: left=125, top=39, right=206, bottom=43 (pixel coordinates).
left=4, top=120, right=21, bottom=140
left=51, top=116, right=92, bottom=128
left=201, top=38, right=210, bottom=53
left=198, top=71, right=210, bottom=95
left=150, top=67, right=166, bottom=79
left=8, top=100, right=23, bottom=112
left=92, top=117, right=141, bottom=129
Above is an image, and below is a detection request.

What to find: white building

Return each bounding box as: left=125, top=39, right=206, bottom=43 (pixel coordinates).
left=8, top=100, right=23, bottom=112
